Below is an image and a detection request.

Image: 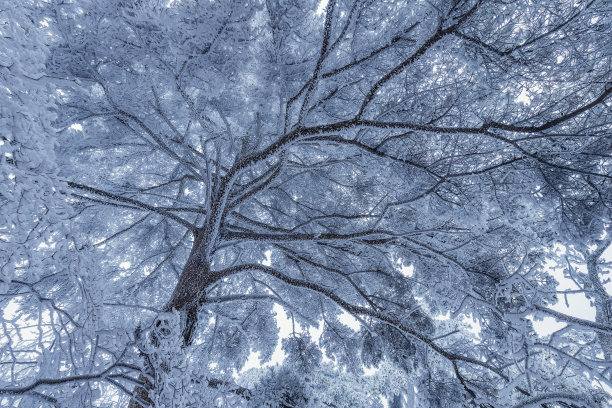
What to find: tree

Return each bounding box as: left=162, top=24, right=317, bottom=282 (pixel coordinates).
left=1, top=0, right=611, bottom=406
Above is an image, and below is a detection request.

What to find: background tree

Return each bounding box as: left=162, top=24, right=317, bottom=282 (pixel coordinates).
left=0, top=1, right=90, bottom=406
left=1, top=0, right=611, bottom=407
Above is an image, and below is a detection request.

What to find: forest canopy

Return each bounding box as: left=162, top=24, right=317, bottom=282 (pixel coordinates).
left=1, top=0, right=611, bottom=407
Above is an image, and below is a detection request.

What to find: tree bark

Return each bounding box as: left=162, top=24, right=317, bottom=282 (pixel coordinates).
left=128, top=244, right=213, bottom=407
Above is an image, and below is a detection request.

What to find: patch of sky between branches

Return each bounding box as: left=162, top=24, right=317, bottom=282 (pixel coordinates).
left=528, top=243, right=612, bottom=337
left=316, top=0, right=329, bottom=16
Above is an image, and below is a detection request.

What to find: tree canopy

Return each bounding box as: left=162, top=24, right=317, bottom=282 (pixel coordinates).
left=1, top=0, right=611, bottom=407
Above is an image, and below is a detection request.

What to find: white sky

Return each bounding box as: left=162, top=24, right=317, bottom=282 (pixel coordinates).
left=531, top=244, right=611, bottom=337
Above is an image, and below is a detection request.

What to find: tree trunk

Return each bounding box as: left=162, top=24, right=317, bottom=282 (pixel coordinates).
left=128, top=248, right=212, bottom=407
